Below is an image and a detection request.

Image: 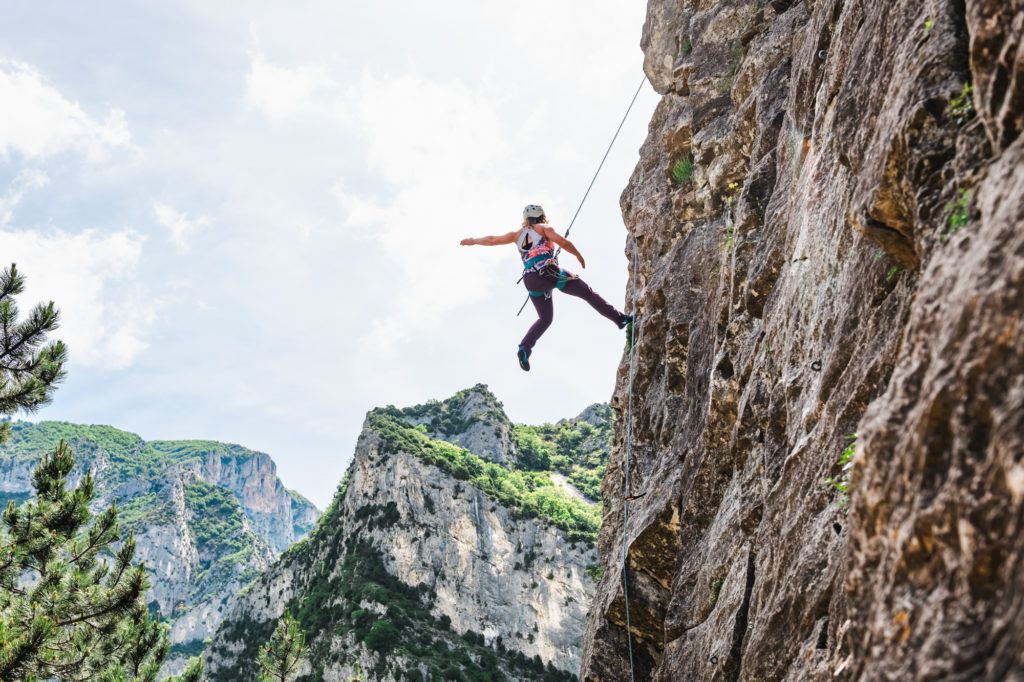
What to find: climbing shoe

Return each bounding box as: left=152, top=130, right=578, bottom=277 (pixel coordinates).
left=517, top=346, right=531, bottom=371
left=618, top=314, right=634, bottom=330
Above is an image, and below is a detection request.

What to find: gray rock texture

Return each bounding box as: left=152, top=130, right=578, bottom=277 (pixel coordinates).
left=582, top=0, right=1024, bottom=680
left=347, top=441, right=594, bottom=665
left=203, top=388, right=602, bottom=682
left=169, top=448, right=320, bottom=553
left=398, top=383, right=516, bottom=464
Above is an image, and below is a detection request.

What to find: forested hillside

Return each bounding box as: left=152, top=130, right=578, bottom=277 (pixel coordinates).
left=0, top=421, right=319, bottom=675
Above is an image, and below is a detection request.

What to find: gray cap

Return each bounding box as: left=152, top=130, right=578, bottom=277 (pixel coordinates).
left=523, top=204, right=545, bottom=219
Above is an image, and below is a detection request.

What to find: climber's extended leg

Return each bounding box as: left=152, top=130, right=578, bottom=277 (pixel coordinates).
left=521, top=291, right=554, bottom=353
left=520, top=271, right=555, bottom=361
left=560, top=277, right=627, bottom=327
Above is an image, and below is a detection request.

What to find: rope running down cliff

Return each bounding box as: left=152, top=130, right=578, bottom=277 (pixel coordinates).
left=516, top=76, right=649, bottom=315
left=622, top=229, right=639, bottom=682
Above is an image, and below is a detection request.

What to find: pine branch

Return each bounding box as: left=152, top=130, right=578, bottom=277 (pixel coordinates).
left=0, top=264, right=26, bottom=302
left=0, top=301, right=60, bottom=363
left=71, top=506, right=119, bottom=564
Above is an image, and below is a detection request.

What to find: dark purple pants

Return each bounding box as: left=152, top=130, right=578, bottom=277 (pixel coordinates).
left=520, top=269, right=624, bottom=353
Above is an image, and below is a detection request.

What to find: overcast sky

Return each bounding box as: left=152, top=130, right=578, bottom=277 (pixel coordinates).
left=0, top=1, right=658, bottom=508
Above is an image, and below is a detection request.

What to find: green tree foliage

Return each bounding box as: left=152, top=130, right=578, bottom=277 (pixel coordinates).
left=0, top=264, right=67, bottom=445
left=0, top=440, right=169, bottom=680
left=183, top=481, right=251, bottom=557
left=258, top=611, right=306, bottom=682
left=513, top=429, right=550, bottom=470
left=362, top=619, right=398, bottom=652
left=512, top=406, right=613, bottom=502
left=367, top=413, right=601, bottom=542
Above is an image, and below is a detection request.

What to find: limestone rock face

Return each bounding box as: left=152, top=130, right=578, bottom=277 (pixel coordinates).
left=582, top=1, right=1024, bottom=680
left=0, top=457, right=36, bottom=502
left=171, top=449, right=318, bottom=552
left=204, top=388, right=604, bottom=682
left=399, top=383, right=516, bottom=465
left=344, top=444, right=594, bottom=665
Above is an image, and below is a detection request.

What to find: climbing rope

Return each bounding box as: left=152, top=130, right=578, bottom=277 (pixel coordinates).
left=516, top=75, right=649, bottom=316
left=621, top=232, right=639, bottom=682
left=508, top=75, right=649, bottom=678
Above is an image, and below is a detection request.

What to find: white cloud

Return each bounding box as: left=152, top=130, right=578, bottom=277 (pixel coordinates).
left=245, top=51, right=338, bottom=123
left=328, top=71, right=535, bottom=357
left=347, top=72, right=516, bottom=182
left=0, top=59, right=131, bottom=161
left=153, top=202, right=209, bottom=251
left=0, top=169, right=49, bottom=227
left=0, top=228, right=153, bottom=370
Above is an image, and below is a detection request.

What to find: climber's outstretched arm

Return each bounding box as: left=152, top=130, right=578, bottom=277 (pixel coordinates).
left=537, top=225, right=586, bottom=269
left=460, top=231, right=518, bottom=246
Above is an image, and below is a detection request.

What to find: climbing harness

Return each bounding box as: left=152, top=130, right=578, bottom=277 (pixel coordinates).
left=516, top=75, right=649, bottom=316
left=525, top=262, right=578, bottom=301
left=618, top=231, right=634, bottom=675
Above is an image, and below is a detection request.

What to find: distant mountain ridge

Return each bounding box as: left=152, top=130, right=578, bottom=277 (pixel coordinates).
left=0, top=421, right=320, bottom=674
left=203, top=384, right=613, bottom=682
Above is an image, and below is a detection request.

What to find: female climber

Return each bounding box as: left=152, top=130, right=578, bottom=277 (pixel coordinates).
left=460, top=204, right=631, bottom=371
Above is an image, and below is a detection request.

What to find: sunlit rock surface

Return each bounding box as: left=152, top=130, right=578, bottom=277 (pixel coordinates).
left=582, top=0, right=1024, bottom=680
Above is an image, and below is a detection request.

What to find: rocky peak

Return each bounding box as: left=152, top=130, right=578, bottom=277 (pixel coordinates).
left=571, top=403, right=612, bottom=429
left=383, top=383, right=515, bottom=464
left=204, top=389, right=612, bottom=681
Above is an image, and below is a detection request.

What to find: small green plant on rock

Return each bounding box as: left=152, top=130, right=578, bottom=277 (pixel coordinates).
left=947, top=82, right=975, bottom=125
left=716, top=40, right=747, bottom=93
left=886, top=266, right=903, bottom=282
left=722, top=223, right=736, bottom=255
left=696, top=575, right=727, bottom=623
left=681, top=37, right=692, bottom=54
left=943, top=188, right=971, bottom=236
left=826, top=434, right=857, bottom=506
left=672, top=157, right=696, bottom=186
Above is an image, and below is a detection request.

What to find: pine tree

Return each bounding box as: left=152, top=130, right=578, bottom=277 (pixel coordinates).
left=0, top=263, right=67, bottom=445
left=257, top=612, right=306, bottom=682
left=0, top=440, right=170, bottom=680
